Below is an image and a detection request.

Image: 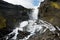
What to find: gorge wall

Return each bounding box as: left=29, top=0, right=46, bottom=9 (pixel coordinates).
left=38, top=0, right=60, bottom=27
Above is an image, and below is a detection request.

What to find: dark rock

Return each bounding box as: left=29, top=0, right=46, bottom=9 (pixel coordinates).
left=17, top=30, right=30, bottom=39
left=7, top=33, right=15, bottom=40
left=0, top=0, right=31, bottom=39
left=38, top=0, right=60, bottom=27
left=37, top=0, right=60, bottom=40
left=28, top=29, right=60, bottom=40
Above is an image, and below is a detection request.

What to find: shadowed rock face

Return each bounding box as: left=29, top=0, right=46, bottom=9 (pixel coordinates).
left=37, top=0, right=60, bottom=40
left=38, top=0, right=60, bottom=27
left=0, top=1, right=31, bottom=38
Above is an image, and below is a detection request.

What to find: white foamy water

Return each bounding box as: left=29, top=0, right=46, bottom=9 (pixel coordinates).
left=29, top=7, right=39, bottom=20
left=7, top=20, right=56, bottom=40
left=22, top=20, right=56, bottom=40
left=4, top=0, right=57, bottom=40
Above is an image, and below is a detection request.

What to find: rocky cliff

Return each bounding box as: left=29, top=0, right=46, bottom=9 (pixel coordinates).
left=0, top=0, right=31, bottom=39
left=38, top=0, right=60, bottom=27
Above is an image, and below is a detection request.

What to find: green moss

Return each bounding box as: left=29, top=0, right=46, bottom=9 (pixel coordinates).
left=50, top=2, right=60, bottom=9
left=0, top=16, right=6, bottom=29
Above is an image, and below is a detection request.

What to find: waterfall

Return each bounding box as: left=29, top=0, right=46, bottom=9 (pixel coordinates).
left=29, top=7, right=39, bottom=20
left=4, top=0, right=57, bottom=40
left=5, top=7, right=56, bottom=40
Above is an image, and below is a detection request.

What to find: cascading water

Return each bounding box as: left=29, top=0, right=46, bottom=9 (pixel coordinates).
left=5, top=6, right=56, bottom=40
left=3, top=0, right=59, bottom=40
left=29, top=7, right=39, bottom=20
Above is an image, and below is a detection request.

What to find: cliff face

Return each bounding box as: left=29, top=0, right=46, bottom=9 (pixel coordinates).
left=0, top=1, right=31, bottom=38
left=38, top=0, right=60, bottom=27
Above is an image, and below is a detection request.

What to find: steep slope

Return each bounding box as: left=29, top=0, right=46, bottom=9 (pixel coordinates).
left=0, top=0, right=31, bottom=39
left=38, top=0, right=60, bottom=27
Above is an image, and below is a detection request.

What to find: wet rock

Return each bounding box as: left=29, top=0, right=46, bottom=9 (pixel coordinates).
left=17, top=30, right=30, bottom=39
left=38, top=0, right=60, bottom=27
left=28, top=29, right=60, bottom=40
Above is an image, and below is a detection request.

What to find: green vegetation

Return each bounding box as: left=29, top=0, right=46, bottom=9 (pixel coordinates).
left=0, top=16, right=6, bottom=29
